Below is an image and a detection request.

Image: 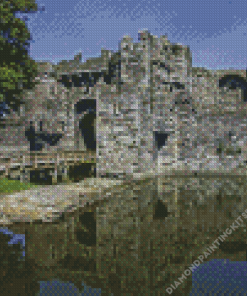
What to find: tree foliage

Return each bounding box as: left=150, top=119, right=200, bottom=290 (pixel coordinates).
left=0, top=0, right=43, bottom=112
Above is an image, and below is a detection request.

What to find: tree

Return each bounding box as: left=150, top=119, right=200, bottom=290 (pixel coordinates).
left=0, top=0, right=45, bottom=114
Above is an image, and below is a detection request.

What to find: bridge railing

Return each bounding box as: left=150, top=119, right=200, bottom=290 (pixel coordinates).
left=0, top=150, right=96, bottom=173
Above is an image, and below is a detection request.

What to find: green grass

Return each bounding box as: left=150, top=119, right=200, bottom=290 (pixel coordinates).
left=0, top=178, right=40, bottom=194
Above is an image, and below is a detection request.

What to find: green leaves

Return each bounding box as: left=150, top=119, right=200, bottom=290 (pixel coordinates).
left=0, top=0, right=40, bottom=110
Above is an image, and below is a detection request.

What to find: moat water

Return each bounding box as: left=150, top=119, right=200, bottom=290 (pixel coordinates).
left=1, top=174, right=247, bottom=295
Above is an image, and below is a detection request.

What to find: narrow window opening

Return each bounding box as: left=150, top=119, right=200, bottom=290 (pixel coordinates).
left=154, top=132, right=169, bottom=151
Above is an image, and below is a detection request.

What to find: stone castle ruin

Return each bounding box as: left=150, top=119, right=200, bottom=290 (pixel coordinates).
left=0, top=29, right=247, bottom=179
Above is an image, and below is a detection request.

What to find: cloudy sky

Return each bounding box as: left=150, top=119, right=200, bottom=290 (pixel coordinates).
left=16, top=0, right=247, bottom=70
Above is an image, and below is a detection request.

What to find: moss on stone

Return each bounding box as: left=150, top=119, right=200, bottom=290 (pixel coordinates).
left=0, top=178, right=39, bottom=194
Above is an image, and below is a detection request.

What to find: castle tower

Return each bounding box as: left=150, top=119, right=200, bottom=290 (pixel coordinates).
left=134, top=30, right=155, bottom=174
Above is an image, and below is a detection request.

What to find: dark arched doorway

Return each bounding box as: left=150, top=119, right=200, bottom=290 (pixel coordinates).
left=75, top=99, right=96, bottom=151
left=79, top=113, right=96, bottom=150
left=219, top=74, right=247, bottom=102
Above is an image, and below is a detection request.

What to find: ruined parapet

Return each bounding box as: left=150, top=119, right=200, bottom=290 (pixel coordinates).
left=35, top=61, right=56, bottom=80
left=137, top=29, right=152, bottom=86
left=119, top=35, right=134, bottom=83
left=55, top=49, right=111, bottom=76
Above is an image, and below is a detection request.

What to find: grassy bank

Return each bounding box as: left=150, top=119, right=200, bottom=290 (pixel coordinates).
left=0, top=178, right=40, bottom=194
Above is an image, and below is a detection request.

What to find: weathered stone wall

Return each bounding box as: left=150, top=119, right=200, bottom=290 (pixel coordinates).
left=1, top=30, right=246, bottom=177
left=96, top=82, right=141, bottom=177
left=0, top=120, right=29, bottom=153
left=0, top=104, right=29, bottom=153
left=183, top=68, right=247, bottom=171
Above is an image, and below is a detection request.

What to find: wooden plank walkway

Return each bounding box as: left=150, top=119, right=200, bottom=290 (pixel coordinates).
left=0, top=150, right=96, bottom=183
left=0, top=150, right=96, bottom=171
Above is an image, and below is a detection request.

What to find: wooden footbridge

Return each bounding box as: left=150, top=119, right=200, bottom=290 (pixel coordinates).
left=0, top=150, right=96, bottom=184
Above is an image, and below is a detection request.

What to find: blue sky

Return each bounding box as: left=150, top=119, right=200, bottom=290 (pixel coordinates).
left=15, top=0, right=247, bottom=70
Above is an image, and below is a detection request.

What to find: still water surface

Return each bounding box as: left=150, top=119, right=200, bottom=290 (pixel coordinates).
left=1, top=175, right=247, bottom=295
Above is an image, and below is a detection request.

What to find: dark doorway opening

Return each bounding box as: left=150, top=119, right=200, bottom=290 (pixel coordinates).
left=154, top=132, right=169, bottom=151
left=76, top=99, right=96, bottom=151
left=30, top=169, right=53, bottom=185
left=76, top=99, right=96, bottom=114
left=69, top=163, right=95, bottom=182
left=153, top=200, right=169, bottom=219
left=79, top=113, right=96, bottom=150
left=75, top=211, right=96, bottom=246
left=25, top=123, right=43, bottom=151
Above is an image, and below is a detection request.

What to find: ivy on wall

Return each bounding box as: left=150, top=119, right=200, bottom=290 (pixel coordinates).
left=216, top=141, right=242, bottom=156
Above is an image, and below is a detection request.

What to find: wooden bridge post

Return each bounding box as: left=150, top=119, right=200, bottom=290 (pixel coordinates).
left=52, top=154, right=58, bottom=185
left=20, top=154, right=31, bottom=184
left=62, top=165, right=68, bottom=183
left=20, top=154, right=25, bottom=183
left=5, top=162, right=9, bottom=179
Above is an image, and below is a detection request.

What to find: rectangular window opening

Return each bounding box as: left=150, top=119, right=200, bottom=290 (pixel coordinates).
left=154, top=132, right=169, bottom=151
